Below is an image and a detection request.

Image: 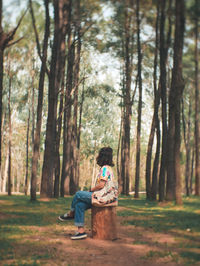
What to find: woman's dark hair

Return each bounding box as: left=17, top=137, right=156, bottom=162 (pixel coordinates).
left=96, top=147, right=114, bottom=167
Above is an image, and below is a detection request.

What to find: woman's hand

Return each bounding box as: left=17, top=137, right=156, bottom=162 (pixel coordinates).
left=90, top=180, right=106, bottom=192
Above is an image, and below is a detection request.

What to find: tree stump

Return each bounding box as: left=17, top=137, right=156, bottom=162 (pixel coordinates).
left=91, top=206, right=117, bottom=240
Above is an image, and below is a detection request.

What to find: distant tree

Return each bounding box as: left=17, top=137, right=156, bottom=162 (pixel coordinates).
left=7, top=60, right=12, bottom=196
left=134, top=0, right=143, bottom=199
left=182, top=96, right=192, bottom=196
left=0, top=0, right=26, bottom=193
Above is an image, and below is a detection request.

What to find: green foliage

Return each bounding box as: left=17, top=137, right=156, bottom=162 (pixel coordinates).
left=81, top=83, right=120, bottom=157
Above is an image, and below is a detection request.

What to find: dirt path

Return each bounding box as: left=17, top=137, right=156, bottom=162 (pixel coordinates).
left=44, top=216, right=185, bottom=266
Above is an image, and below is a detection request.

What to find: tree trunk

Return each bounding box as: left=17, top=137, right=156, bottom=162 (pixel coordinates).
left=169, top=0, right=185, bottom=205
left=134, top=0, right=142, bottom=199
left=0, top=0, right=3, bottom=187
left=117, top=103, right=123, bottom=192
left=41, top=0, right=66, bottom=198
left=190, top=146, right=195, bottom=194
left=182, top=96, right=192, bottom=196
left=123, top=0, right=133, bottom=195
left=54, top=76, right=64, bottom=198
left=54, top=0, right=69, bottom=198
left=30, top=0, right=50, bottom=200
left=0, top=48, right=2, bottom=186
left=31, top=83, right=35, bottom=148
left=71, top=0, right=81, bottom=193
left=145, top=1, right=160, bottom=200
left=60, top=0, right=73, bottom=196
left=158, top=0, right=167, bottom=202
left=0, top=0, right=24, bottom=185
left=24, top=107, right=30, bottom=195
left=194, top=0, right=200, bottom=196
left=92, top=206, right=117, bottom=240
left=159, top=0, right=172, bottom=201
left=8, top=75, right=12, bottom=196
left=76, top=77, right=85, bottom=191
left=151, top=114, right=161, bottom=200
left=119, top=70, right=125, bottom=194
left=2, top=145, right=9, bottom=192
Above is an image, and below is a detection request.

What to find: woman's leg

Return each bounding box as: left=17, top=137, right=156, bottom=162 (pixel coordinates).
left=74, top=201, right=90, bottom=227
left=58, top=191, right=92, bottom=229
left=71, top=191, right=92, bottom=211
left=70, top=197, right=92, bottom=240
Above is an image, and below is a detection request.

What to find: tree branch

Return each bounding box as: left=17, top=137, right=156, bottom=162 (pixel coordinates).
left=29, top=0, right=42, bottom=61
left=7, top=36, right=24, bottom=47
left=4, top=8, right=28, bottom=49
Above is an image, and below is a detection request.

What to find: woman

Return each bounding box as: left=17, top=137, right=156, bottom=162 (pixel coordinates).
left=58, top=147, right=116, bottom=240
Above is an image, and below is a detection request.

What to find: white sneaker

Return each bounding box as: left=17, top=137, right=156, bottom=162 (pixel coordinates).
left=71, top=232, right=87, bottom=240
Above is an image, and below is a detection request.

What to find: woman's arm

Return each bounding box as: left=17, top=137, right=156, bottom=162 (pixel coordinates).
left=90, top=180, right=106, bottom=192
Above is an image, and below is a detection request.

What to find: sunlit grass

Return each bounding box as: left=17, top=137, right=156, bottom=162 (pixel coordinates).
left=117, top=195, right=200, bottom=264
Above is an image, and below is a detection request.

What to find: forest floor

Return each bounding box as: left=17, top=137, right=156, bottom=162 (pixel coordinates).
left=0, top=194, right=200, bottom=266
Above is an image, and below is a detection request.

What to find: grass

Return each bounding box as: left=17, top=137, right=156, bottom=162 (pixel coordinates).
left=0, top=194, right=200, bottom=265
left=0, top=195, right=73, bottom=265
left=117, top=195, right=200, bottom=265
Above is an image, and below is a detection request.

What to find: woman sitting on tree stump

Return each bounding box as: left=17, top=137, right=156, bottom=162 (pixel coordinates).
left=58, top=147, right=118, bottom=240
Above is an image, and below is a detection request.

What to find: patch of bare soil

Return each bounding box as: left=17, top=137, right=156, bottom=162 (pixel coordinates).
left=41, top=216, right=185, bottom=266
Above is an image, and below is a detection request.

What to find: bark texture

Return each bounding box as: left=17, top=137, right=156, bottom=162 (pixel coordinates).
left=91, top=206, right=117, bottom=240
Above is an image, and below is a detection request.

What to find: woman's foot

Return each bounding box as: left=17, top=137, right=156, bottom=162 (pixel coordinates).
left=71, top=231, right=87, bottom=240
left=58, top=211, right=74, bottom=221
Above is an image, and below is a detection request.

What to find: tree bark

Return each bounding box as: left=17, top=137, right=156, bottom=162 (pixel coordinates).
left=31, top=0, right=50, bottom=200
left=151, top=114, right=161, bottom=200
left=60, top=0, right=73, bottom=196
left=71, top=0, right=81, bottom=193
left=54, top=74, right=64, bottom=198
left=25, top=107, right=30, bottom=195
left=117, top=102, right=123, bottom=193
left=169, top=0, right=185, bottom=205
left=2, top=145, right=8, bottom=192
left=54, top=0, right=69, bottom=197
left=191, top=146, right=195, bottom=194
left=41, top=0, right=68, bottom=198
left=159, top=0, right=172, bottom=201
left=145, top=1, right=160, bottom=200
left=194, top=0, right=200, bottom=196
left=134, top=0, right=142, bottom=199
left=123, top=0, right=133, bottom=195
left=76, top=74, right=86, bottom=192
left=91, top=206, right=117, bottom=240
left=182, top=96, right=192, bottom=196
left=7, top=74, right=12, bottom=196
left=159, top=0, right=167, bottom=202
left=119, top=69, right=125, bottom=194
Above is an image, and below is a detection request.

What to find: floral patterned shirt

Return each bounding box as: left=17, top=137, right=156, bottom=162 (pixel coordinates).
left=96, top=165, right=114, bottom=185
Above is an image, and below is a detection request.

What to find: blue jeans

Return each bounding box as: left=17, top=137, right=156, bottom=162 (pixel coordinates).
left=71, top=191, right=92, bottom=227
